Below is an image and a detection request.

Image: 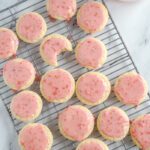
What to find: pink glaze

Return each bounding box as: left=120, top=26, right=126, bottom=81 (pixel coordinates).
left=78, top=141, right=105, bottom=150
left=42, top=37, right=67, bottom=65
left=48, top=0, right=76, bottom=20
left=3, top=59, right=35, bottom=90
left=0, top=29, right=18, bottom=59
left=77, top=2, right=107, bottom=32
left=76, top=38, right=105, bottom=69
left=77, top=73, right=107, bottom=103
left=19, top=124, right=49, bottom=150
left=59, top=106, right=94, bottom=141
left=114, top=74, right=146, bottom=105
left=131, top=115, right=150, bottom=150
left=41, top=69, right=74, bottom=101
left=18, top=13, right=44, bottom=41
left=98, top=107, right=129, bottom=138
left=11, top=91, right=39, bottom=119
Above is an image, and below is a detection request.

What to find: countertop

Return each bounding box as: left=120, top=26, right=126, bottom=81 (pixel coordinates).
left=0, top=0, right=150, bottom=149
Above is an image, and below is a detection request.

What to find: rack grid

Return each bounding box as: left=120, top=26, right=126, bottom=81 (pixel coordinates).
left=0, top=0, right=149, bottom=150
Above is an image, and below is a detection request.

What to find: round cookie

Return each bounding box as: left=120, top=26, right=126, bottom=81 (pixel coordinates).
left=40, top=68, right=75, bottom=103
left=76, top=72, right=111, bottom=106
left=97, top=106, right=129, bottom=141
left=47, top=0, right=77, bottom=21
left=76, top=138, right=109, bottom=150
left=40, top=34, right=72, bottom=66
left=19, top=123, right=53, bottom=150
left=75, top=37, right=107, bottom=69
left=10, top=90, right=42, bottom=122
left=16, top=12, right=47, bottom=43
left=0, top=28, right=19, bottom=59
left=77, top=1, right=108, bottom=33
left=130, top=114, right=150, bottom=150
left=58, top=105, right=94, bottom=141
left=3, top=58, right=36, bottom=90
left=114, top=72, right=148, bottom=106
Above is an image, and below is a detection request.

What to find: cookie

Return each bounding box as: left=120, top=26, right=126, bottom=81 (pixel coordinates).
left=47, top=0, right=77, bottom=21
left=0, top=28, right=19, bottom=59
left=16, top=12, right=47, bottom=43
left=76, top=72, right=111, bottom=106
left=76, top=138, right=109, bottom=150
left=40, top=34, right=72, bottom=66
left=97, top=106, right=130, bottom=141
left=10, top=90, right=42, bottom=122
left=77, top=1, right=108, bottom=33
left=130, top=114, right=150, bottom=150
left=40, top=68, right=75, bottom=103
left=19, top=123, right=53, bottom=150
left=75, top=37, right=107, bottom=69
left=58, top=105, right=94, bottom=141
left=3, top=58, right=36, bottom=90
left=114, top=72, right=148, bottom=106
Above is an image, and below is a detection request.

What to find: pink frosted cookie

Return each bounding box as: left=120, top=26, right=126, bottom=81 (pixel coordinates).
left=10, top=90, right=42, bottom=122
left=114, top=72, right=148, bottom=106
left=75, top=37, right=107, bottom=69
left=40, top=69, right=75, bottom=103
left=19, top=123, right=53, bottom=150
left=77, top=1, right=108, bottom=33
left=16, top=12, right=47, bottom=43
left=3, top=58, right=36, bottom=90
left=97, top=106, right=129, bottom=141
left=76, top=138, right=109, bottom=150
left=76, top=72, right=111, bottom=106
left=40, top=34, right=72, bottom=66
left=130, top=114, right=150, bottom=150
left=0, top=28, right=19, bottom=59
left=58, top=105, right=94, bottom=141
left=47, top=0, right=77, bottom=21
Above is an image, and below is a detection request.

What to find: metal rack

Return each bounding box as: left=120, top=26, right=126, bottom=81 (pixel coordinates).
left=0, top=0, right=149, bottom=149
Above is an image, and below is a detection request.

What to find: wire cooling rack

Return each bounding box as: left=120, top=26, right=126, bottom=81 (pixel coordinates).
left=0, top=0, right=149, bottom=150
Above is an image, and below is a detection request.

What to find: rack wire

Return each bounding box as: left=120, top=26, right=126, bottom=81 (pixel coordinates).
left=0, top=0, right=149, bottom=149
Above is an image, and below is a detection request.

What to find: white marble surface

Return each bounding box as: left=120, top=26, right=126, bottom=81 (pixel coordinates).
left=0, top=0, right=19, bottom=10
left=0, top=0, right=150, bottom=150
left=105, top=0, right=150, bottom=86
left=0, top=100, right=19, bottom=150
